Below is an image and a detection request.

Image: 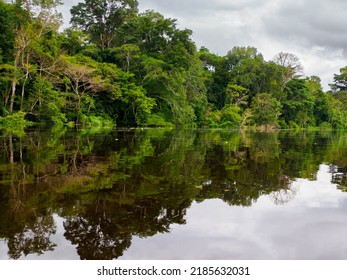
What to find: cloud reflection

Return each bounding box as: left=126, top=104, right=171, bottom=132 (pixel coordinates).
left=120, top=165, right=347, bottom=259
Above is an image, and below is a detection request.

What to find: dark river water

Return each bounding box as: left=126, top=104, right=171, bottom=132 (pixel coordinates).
left=1, top=128, right=347, bottom=259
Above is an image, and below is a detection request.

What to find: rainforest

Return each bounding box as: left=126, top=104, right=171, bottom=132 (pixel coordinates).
left=2, top=1, right=347, bottom=261
left=1, top=0, right=347, bottom=131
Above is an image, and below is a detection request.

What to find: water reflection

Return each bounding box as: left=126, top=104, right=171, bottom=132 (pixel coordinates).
left=121, top=166, right=347, bottom=260
left=0, top=128, right=347, bottom=259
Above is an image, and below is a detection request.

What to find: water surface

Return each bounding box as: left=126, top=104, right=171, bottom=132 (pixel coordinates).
left=0, top=128, right=347, bottom=259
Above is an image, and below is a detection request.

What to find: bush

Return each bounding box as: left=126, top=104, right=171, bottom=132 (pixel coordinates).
left=220, top=105, right=241, bottom=128
left=288, top=121, right=301, bottom=130
left=0, top=111, right=28, bottom=128
left=278, top=119, right=288, bottom=129
left=145, top=114, right=174, bottom=127
left=201, top=109, right=221, bottom=128
left=319, top=122, right=333, bottom=131
left=0, top=111, right=31, bottom=136
left=80, top=115, right=115, bottom=128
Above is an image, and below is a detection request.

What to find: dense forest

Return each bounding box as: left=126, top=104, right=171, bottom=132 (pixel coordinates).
left=1, top=0, right=347, bottom=130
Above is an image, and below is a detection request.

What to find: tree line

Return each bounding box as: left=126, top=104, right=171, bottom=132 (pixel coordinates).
left=1, top=0, right=347, bottom=129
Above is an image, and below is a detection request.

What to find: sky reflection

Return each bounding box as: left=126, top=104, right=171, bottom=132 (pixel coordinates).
left=1, top=165, right=347, bottom=260
left=120, top=165, right=347, bottom=260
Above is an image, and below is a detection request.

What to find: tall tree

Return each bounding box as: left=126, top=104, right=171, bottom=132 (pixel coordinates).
left=330, top=66, right=347, bottom=92
left=0, top=1, right=28, bottom=63
left=61, top=55, right=107, bottom=117
left=0, top=1, right=29, bottom=112
left=225, top=46, right=262, bottom=70
left=228, top=49, right=266, bottom=102
left=117, top=11, right=200, bottom=126
left=2, top=0, right=62, bottom=113
left=198, top=47, right=229, bottom=109
left=273, top=52, right=303, bottom=91
left=305, top=76, right=329, bottom=126
left=281, top=79, right=314, bottom=128
left=70, top=0, right=139, bottom=50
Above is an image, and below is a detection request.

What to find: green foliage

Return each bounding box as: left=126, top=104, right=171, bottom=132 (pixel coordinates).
left=330, top=66, right=347, bottom=92
left=110, top=43, right=140, bottom=72
left=60, top=28, right=87, bottom=55
left=198, top=47, right=229, bottom=109
left=325, top=94, right=347, bottom=130
left=70, top=0, right=139, bottom=49
left=0, top=1, right=347, bottom=131
left=79, top=114, right=115, bottom=128
left=251, top=93, right=282, bottom=127
left=27, top=77, right=67, bottom=126
left=121, top=83, right=156, bottom=125
left=0, top=111, right=30, bottom=135
left=184, top=56, right=208, bottom=125
left=220, top=105, right=241, bottom=128
left=96, top=62, right=155, bottom=126
left=312, top=89, right=329, bottom=126
left=202, top=109, right=222, bottom=128
left=145, top=114, right=174, bottom=127
left=319, top=122, right=333, bottom=131
left=0, top=110, right=26, bottom=125
left=0, top=1, right=29, bottom=63
left=281, top=79, right=314, bottom=128
left=225, top=84, right=248, bottom=107
left=228, top=47, right=266, bottom=98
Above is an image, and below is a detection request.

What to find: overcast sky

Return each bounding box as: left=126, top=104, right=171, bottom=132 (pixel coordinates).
left=60, top=0, right=347, bottom=90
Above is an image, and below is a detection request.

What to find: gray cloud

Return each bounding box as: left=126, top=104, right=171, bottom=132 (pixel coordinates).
left=263, top=0, right=347, bottom=52
left=140, top=0, right=347, bottom=54
left=140, top=0, right=263, bottom=17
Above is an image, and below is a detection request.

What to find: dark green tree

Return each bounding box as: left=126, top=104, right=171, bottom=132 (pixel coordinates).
left=330, top=66, right=347, bottom=92
left=0, top=1, right=28, bottom=63
left=306, top=76, right=329, bottom=126
left=117, top=11, right=202, bottom=126
left=281, top=79, right=314, bottom=128
left=70, top=0, right=139, bottom=50
left=198, top=47, right=229, bottom=109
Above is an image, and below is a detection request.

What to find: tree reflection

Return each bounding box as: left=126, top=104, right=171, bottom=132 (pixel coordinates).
left=331, top=165, right=347, bottom=192
left=270, top=184, right=297, bottom=205
left=64, top=215, right=131, bottom=260
left=62, top=196, right=189, bottom=259
left=196, top=132, right=296, bottom=206
left=0, top=131, right=57, bottom=259
left=1, top=128, right=347, bottom=259
left=7, top=215, right=56, bottom=259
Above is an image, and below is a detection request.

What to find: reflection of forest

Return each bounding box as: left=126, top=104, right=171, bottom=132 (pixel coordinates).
left=1, top=128, right=347, bottom=259
left=331, top=166, right=347, bottom=192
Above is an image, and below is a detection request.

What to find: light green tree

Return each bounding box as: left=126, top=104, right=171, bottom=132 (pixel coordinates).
left=251, top=93, right=282, bottom=127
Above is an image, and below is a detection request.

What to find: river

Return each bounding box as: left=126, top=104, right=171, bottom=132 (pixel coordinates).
left=1, top=128, right=347, bottom=259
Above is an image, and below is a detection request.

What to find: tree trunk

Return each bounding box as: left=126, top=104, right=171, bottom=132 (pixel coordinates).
left=21, top=53, right=30, bottom=110
left=10, top=79, right=16, bottom=114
